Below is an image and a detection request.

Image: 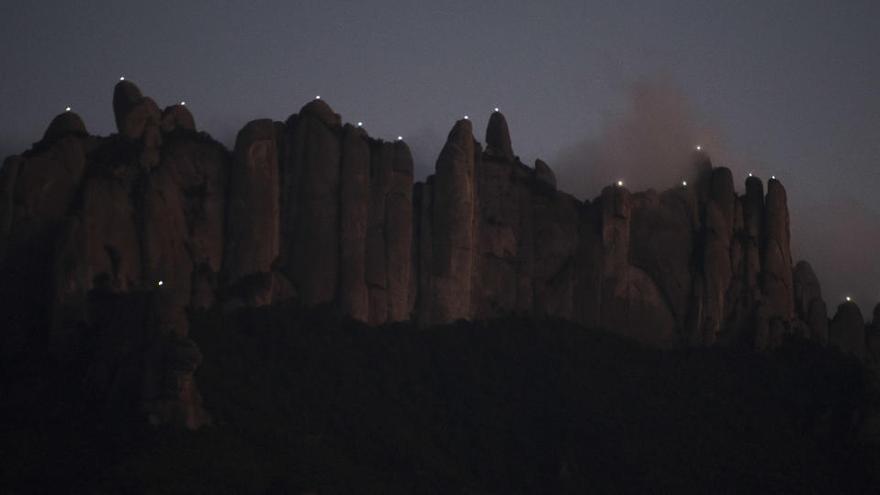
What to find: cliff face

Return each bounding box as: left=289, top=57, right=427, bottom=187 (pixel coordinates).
left=0, top=81, right=873, bottom=427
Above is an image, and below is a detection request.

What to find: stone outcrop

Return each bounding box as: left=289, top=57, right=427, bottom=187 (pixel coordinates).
left=793, top=260, right=828, bottom=341
left=761, top=178, right=794, bottom=322
left=2, top=80, right=875, bottom=426
left=830, top=301, right=866, bottom=359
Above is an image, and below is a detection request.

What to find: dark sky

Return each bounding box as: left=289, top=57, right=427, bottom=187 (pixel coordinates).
left=1, top=1, right=878, bottom=313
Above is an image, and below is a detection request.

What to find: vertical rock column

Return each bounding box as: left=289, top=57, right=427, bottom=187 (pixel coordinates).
left=739, top=176, right=765, bottom=334
left=830, top=300, right=866, bottom=359
left=793, top=260, right=828, bottom=342
left=223, top=119, right=281, bottom=285
left=699, top=167, right=735, bottom=345
left=281, top=101, right=341, bottom=307
left=760, top=178, right=795, bottom=323
left=425, top=120, right=477, bottom=324
left=386, top=142, right=414, bottom=322
left=364, top=139, right=414, bottom=324
left=339, top=124, right=371, bottom=321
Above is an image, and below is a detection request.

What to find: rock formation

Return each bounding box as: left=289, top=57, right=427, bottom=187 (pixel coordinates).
left=2, top=80, right=875, bottom=427
left=830, top=301, right=866, bottom=359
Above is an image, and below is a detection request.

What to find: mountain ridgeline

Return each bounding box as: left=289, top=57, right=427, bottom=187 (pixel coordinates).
left=1, top=80, right=878, bottom=430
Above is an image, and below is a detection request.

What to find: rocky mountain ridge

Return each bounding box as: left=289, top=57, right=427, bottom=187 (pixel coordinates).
left=1, top=80, right=877, bottom=428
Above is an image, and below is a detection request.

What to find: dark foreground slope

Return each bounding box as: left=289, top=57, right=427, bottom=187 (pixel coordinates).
left=1, top=305, right=877, bottom=493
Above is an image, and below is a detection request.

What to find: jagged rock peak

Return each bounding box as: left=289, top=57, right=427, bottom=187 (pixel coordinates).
left=112, top=79, right=144, bottom=129
left=43, top=111, right=87, bottom=142
left=392, top=138, right=413, bottom=171
left=446, top=118, right=474, bottom=144
left=111, top=79, right=161, bottom=141
left=745, top=175, right=764, bottom=198
left=161, top=104, right=196, bottom=133
left=766, top=176, right=787, bottom=201
left=485, top=110, right=513, bottom=160
left=299, top=99, right=341, bottom=128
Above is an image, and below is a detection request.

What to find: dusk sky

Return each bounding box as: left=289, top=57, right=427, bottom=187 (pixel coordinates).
left=1, top=1, right=878, bottom=311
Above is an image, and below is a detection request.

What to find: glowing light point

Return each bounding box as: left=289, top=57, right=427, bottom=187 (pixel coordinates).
left=494, top=107, right=499, bottom=112
left=65, top=106, right=71, bottom=112
left=180, top=101, right=186, bottom=106
left=846, top=296, right=852, bottom=302
left=682, top=180, right=688, bottom=187
left=771, top=175, right=776, bottom=180
left=315, top=95, right=321, bottom=100
left=157, top=280, right=164, bottom=287
left=119, top=76, right=125, bottom=81
left=748, top=172, right=753, bottom=177
left=357, top=121, right=363, bottom=127
left=616, top=180, right=624, bottom=187
left=397, top=136, right=403, bottom=141
left=464, top=115, right=469, bottom=120
left=695, top=145, right=702, bottom=151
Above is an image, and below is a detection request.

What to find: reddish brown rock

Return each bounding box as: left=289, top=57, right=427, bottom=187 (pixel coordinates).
left=281, top=100, right=341, bottom=307
left=123, top=98, right=161, bottom=142
left=426, top=119, right=477, bottom=323
left=338, top=124, right=370, bottom=321
left=485, top=110, right=514, bottom=161
left=51, top=175, right=142, bottom=356
left=700, top=200, right=733, bottom=345
left=43, top=111, right=87, bottom=142
left=761, top=178, right=794, bottom=321
left=366, top=141, right=393, bottom=324
left=224, top=119, right=280, bottom=284
left=112, top=80, right=144, bottom=130
left=161, top=104, right=196, bottom=133
left=141, top=164, right=193, bottom=305
left=598, top=186, right=678, bottom=347
left=740, top=176, right=764, bottom=314
left=162, top=137, right=228, bottom=278
left=709, top=167, right=736, bottom=233
left=385, top=141, right=414, bottom=322
left=629, top=187, right=697, bottom=331
left=793, top=260, right=822, bottom=319
left=532, top=191, right=579, bottom=320
left=600, top=184, right=631, bottom=277
left=470, top=141, right=521, bottom=320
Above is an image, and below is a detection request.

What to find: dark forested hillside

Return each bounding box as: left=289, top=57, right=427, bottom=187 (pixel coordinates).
left=2, top=304, right=876, bottom=493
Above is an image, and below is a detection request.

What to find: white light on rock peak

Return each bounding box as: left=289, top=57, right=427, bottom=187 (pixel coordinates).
left=846, top=296, right=852, bottom=302
left=157, top=280, right=164, bottom=287
left=180, top=101, right=186, bottom=106
left=771, top=175, right=776, bottom=180
left=65, top=107, right=71, bottom=112
left=315, top=95, right=321, bottom=100
left=616, top=180, right=624, bottom=187
left=119, top=76, right=125, bottom=81
left=748, top=172, right=753, bottom=177
left=494, top=107, right=499, bottom=112
left=464, top=115, right=469, bottom=120
left=397, top=136, right=403, bottom=141
left=682, top=181, right=688, bottom=187
left=357, top=122, right=363, bottom=127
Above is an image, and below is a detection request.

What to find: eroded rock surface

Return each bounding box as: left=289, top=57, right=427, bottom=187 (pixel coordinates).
left=0, top=81, right=870, bottom=428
